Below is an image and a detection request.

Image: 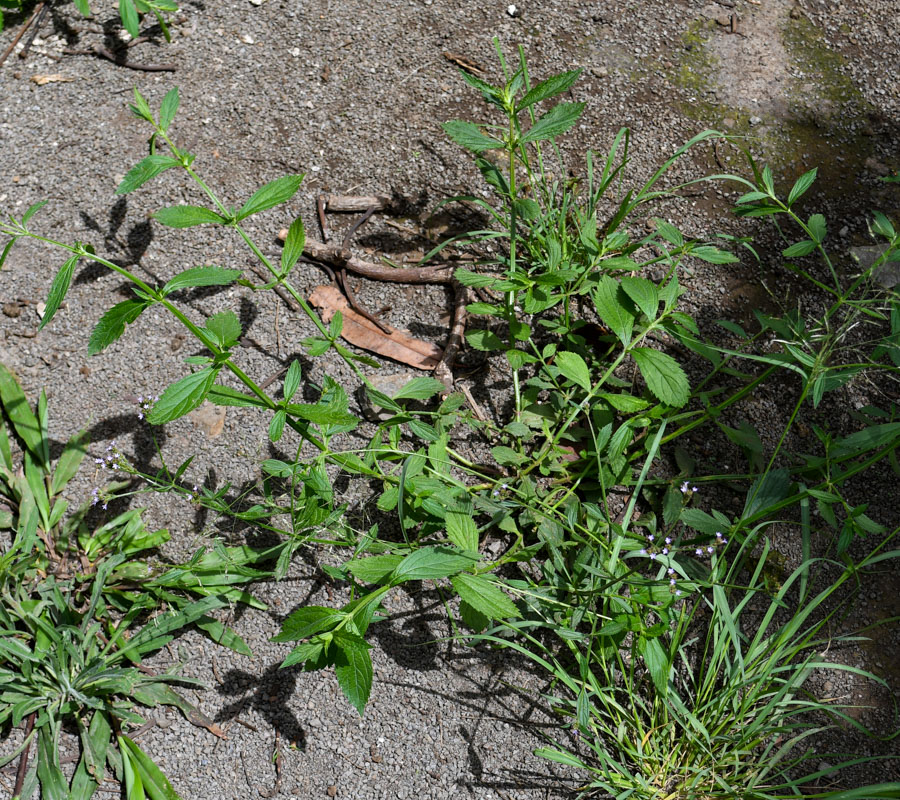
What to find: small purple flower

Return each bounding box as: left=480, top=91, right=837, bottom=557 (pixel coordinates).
left=664, top=537, right=672, bottom=545
left=670, top=578, right=677, bottom=586
left=648, top=534, right=655, bottom=542
left=650, top=552, right=657, bottom=560
left=662, top=547, right=669, bottom=555
left=696, top=548, right=704, bottom=556
left=136, top=394, right=159, bottom=420
left=692, top=486, right=699, bottom=493
left=640, top=548, right=647, bottom=555
left=675, top=589, right=682, bottom=596
left=680, top=481, right=690, bottom=494
left=707, top=545, right=714, bottom=554
left=667, top=567, right=675, bottom=576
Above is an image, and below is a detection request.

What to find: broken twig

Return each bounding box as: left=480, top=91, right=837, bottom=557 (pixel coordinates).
left=303, top=238, right=455, bottom=284
left=0, top=2, right=43, bottom=67
left=63, top=44, right=177, bottom=72
left=434, top=281, right=468, bottom=389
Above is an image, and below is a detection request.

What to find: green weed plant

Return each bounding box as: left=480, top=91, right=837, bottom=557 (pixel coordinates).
left=1, top=42, right=899, bottom=799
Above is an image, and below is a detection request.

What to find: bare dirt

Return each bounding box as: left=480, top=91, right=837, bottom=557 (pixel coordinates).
left=1, top=0, right=898, bottom=797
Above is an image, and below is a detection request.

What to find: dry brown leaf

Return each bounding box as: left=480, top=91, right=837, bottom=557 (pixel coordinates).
left=188, top=400, right=226, bottom=438
left=309, top=284, right=442, bottom=369
left=30, top=74, right=76, bottom=85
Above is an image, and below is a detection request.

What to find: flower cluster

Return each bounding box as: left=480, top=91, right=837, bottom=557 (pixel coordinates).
left=492, top=483, right=510, bottom=498
left=188, top=484, right=201, bottom=504
left=680, top=480, right=699, bottom=495
left=695, top=531, right=728, bottom=556
left=90, top=486, right=112, bottom=510
left=136, top=394, right=159, bottom=420
left=94, top=440, right=128, bottom=473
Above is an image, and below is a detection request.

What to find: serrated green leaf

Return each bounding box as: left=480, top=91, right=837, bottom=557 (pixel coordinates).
left=116, top=155, right=181, bottom=195
left=592, top=276, right=634, bottom=347
left=554, top=351, right=591, bottom=391
left=235, top=175, right=304, bottom=221
left=516, top=69, right=581, bottom=111
left=207, top=385, right=268, bottom=408
left=631, top=347, right=690, bottom=407
left=735, top=190, right=770, bottom=205
left=459, top=599, right=489, bottom=632
left=280, top=640, right=325, bottom=669
left=146, top=368, right=217, bottom=424
left=129, top=87, right=154, bottom=122
left=285, top=401, right=357, bottom=427
left=620, top=276, right=659, bottom=320
left=691, top=245, right=739, bottom=264
left=466, top=328, right=505, bottom=351
left=787, top=167, right=817, bottom=206
left=442, top=120, right=503, bottom=153
left=346, top=554, right=404, bottom=584
left=521, top=102, right=585, bottom=143
left=760, top=165, right=775, bottom=195
left=475, top=157, right=509, bottom=196
left=654, top=218, right=683, bottom=247
left=161, top=266, right=242, bottom=296
left=807, top=213, right=827, bottom=244
left=281, top=215, right=306, bottom=275
left=158, top=87, right=179, bottom=132
left=392, top=377, right=445, bottom=401
left=153, top=205, right=227, bottom=228
left=871, top=211, right=896, bottom=239
left=0, top=236, right=18, bottom=271
left=283, top=360, right=302, bottom=401
left=598, top=393, right=650, bottom=413
left=451, top=572, right=520, bottom=620
left=391, top=546, right=476, bottom=583
left=742, top=468, right=791, bottom=520
left=89, top=299, right=150, bottom=355
left=21, top=200, right=48, bottom=225
left=204, top=310, right=241, bottom=348
left=333, top=633, right=373, bottom=716
left=782, top=239, right=817, bottom=259
left=445, top=511, right=478, bottom=551
left=832, top=422, right=900, bottom=458
left=268, top=409, right=286, bottom=442
left=119, top=0, right=139, bottom=38
left=38, top=255, right=78, bottom=331
left=454, top=268, right=497, bottom=288
left=457, top=69, right=500, bottom=98
left=272, top=606, right=343, bottom=642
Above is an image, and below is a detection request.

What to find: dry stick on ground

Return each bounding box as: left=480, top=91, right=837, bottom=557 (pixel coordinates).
left=12, top=712, right=36, bottom=798
left=302, top=238, right=455, bottom=284
left=434, top=281, right=468, bottom=389
left=0, top=2, right=44, bottom=67
left=321, top=193, right=391, bottom=213
left=333, top=205, right=393, bottom=333
left=62, top=44, right=177, bottom=72
left=16, top=0, right=49, bottom=61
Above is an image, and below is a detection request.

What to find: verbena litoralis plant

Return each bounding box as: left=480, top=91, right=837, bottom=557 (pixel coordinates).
left=2, top=47, right=899, bottom=798
left=433, top=43, right=900, bottom=797
left=0, top=364, right=277, bottom=800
